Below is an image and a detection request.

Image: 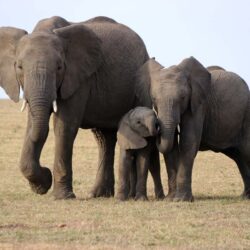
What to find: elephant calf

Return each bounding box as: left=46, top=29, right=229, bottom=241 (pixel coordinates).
left=116, top=107, right=165, bottom=201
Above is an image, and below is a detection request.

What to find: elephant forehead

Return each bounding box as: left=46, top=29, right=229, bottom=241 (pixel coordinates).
left=152, top=83, right=188, bottom=99
left=18, top=32, right=62, bottom=51
left=132, top=107, right=155, bottom=118
left=160, top=67, right=187, bottom=83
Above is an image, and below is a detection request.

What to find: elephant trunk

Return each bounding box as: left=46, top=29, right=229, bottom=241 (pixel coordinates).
left=19, top=71, right=56, bottom=194
left=29, top=96, right=51, bottom=142
left=156, top=101, right=179, bottom=154
left=146, top=116, right=160, bottom=137
left=157, top=119, right=176, bottom=154
left=26, top=70, right=56, bottom=141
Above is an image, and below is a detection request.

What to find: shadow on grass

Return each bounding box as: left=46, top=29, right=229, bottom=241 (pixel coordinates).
left=195, top=195, right=243, bottom=201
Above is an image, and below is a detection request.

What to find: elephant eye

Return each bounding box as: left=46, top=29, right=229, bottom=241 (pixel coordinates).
left=16, top=61, right=23, bottom=70
left=137, top=120, right=141, bottom=124
left=16, top=64, right=23, bottom=70
left=57, top=66, right=62, bottom=71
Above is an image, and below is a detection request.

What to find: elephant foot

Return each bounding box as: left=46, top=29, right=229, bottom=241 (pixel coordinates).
left=173, top=192, right=194, bottom=202
left=155, top=189, right=165, bottom=200
left=241, top=189, right=250, bottom=199
left=165, top=192, right=176, bottom=202
left=135, top=193, right=148, bottom=201
left=128, top=188, right=136, bottom=199
left=53, top=182, right=76, bottom=200
left=29, top=167, right=52, bottom=195
left=53, top=190, right=76, bottom=200
left=116, top=192, right=129, bottom=201
left=88, top=184, right=114, bottom=198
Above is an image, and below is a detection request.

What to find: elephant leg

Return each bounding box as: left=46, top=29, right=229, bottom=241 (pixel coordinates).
left=116, top=149, right=133, bottom=201
left=163, top=131, right=178, bottom=200
left=128, top=160, right=137, bottom=198
left=52, top=119, right=79, bottom=200
left=89, top=129, right=116, bottom=198
left=223, top=148, right=250, bottom=199
left=238, top=159, right=250, bottom=199
left=19, top=111, right=52, bottom=195
left=149, top=146, right=165, bottom=200
left=174, top=112, right=203, bottom=202
left=135, top=151, right=149, bottom=201
left=238, top=122, right=250, bottom=198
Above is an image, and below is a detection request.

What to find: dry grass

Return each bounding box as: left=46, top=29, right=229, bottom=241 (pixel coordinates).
left=0, top=99, right=250, bottom=249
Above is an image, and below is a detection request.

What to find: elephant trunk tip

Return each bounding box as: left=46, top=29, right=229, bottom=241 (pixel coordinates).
left=156, top=135, right=174, bottom=154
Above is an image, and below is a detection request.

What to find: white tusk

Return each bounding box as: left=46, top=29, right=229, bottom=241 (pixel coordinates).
left=152, top=105, right=158, bottom=115
left=53, top=100, right=57, bottom=113
left=177, top=124, right=180, bottom=134
left=177, top=124, right=180, bottom=144
left=20, top=99, right=27, bottom=112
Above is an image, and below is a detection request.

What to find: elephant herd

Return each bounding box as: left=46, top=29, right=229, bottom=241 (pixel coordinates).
left=0, top=16, right=250, bottom=202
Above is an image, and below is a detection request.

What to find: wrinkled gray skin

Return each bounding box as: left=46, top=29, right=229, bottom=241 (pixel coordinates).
left=0, top=16, right=149, bottom=199
left=136, top=57, right=250, bottom=201
left=116, top=107, right=164, bottom=201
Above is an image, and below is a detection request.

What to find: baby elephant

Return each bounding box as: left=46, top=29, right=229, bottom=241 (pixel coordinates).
left=116, top=107, right=165, bottom=201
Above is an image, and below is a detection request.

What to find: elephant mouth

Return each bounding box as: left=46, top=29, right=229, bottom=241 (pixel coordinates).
left=20, top=98, right=58, bottom=113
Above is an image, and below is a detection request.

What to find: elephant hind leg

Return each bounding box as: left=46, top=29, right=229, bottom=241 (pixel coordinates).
left=222, top=148, right=250, bottom=199
left=88, top=129, right=116, bottom=198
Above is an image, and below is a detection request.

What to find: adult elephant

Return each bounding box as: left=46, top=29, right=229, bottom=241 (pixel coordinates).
left=136, top=57, right=250, bottom=201
left=0, top=16, right=149, bottom=199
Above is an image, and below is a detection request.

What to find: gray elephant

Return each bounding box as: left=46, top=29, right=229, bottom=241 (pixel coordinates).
left=136, top=57, right=250, bottom=201
left=116, top=107, right=164, bottom=201
left=0, top=16, right=149, bottom=199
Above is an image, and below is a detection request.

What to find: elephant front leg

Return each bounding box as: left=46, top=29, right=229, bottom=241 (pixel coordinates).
left=128, top=162, right=137, bottom=198
left=174, top=113, right=203, bottom=202
left=53, top=121, right=78, bottom=200
left=149, top=147, right=165, bottom=200
left=163, top=132, right=179, bottom=201
left=174, top=155, right=195, bottom=202
left=116, top=149, right=133, bottom=201
left=135, top=151, right=149, bottom=201
left=89, top=129, right=116, bottom=198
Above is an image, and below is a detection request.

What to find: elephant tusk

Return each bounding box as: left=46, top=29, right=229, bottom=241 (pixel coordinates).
left=53, top=100, right=57, bottom=113
left=177, top=124, right=180, bottom=134
left=177, top=124, right=180, bottom=144
left=152, top=105, right=158, bottom=115
left=20, top=99, right=27, bottom=112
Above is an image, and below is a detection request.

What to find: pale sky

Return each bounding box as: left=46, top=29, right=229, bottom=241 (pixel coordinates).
left=0, top=0, right=250, bottom=99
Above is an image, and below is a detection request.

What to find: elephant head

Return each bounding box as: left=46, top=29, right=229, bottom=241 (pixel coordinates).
left=117, top=107, right=159, bottom=150
left=0, top=17, right=103, bottom=141
left=136, top=57, right=211, bottom=154
left=207, top=65, right=225, bottom=72
left=0, top=17, right=103, bottom=193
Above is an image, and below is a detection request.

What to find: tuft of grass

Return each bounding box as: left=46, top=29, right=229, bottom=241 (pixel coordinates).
left=0, top=100, right=250, bottom=249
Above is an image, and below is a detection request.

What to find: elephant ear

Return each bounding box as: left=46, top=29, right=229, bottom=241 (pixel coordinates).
left=178, top=57, right=211, bottom=114
left=135, top=58, right=163, bottom=107
left=117, top=112, right=147, bottom=150
left=0, top=27, right=27, bottom=102
left=54, top=24, right=103, bottom=99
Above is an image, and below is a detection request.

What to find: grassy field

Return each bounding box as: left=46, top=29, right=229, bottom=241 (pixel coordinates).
left=0, top=99, right=250, bottom=249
